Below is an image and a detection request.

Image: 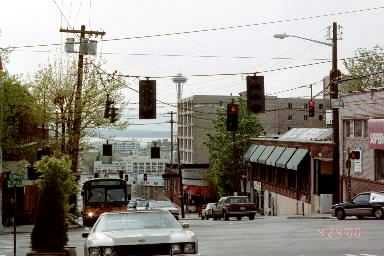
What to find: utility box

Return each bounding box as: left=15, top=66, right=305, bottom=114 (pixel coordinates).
left=319, top=194, right=333, bottom=214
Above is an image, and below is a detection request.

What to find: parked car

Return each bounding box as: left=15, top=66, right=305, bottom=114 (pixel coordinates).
left=331, top=191, right=384, bottom=220
left=201, top=203, right=217, bottom=220
left=212, top=196, right=257, bottom=221
left=82, top=211, right=199, bottom=256
left=148, top=200, right=180, bottom=220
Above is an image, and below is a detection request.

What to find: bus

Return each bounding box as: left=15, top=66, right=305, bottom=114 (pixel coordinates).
left=81, top=178, right=129, bottom=226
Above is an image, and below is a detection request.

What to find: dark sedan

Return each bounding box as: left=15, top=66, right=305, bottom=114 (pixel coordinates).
left=331, top=192, right=384, bottom=220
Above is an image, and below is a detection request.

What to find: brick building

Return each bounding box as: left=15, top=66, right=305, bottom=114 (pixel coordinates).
left=339, top=88, right=384, bottom=200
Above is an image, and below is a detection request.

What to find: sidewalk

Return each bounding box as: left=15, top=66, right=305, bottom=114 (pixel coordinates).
left=0, top=224, right=82, bottom=235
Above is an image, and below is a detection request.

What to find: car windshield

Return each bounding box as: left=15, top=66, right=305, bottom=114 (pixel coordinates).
left=228, top=197, right=249, bottom=203
left=149, top=200, right=174, bottom=208
left=94, top=212, right=180, bottom=232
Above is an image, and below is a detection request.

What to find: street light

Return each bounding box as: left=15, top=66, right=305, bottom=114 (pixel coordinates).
left=273, top=33, right=332, bottom=47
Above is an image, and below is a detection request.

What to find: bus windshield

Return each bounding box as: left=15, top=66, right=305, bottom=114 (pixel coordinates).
left=87, top=187, right=126, bottom=203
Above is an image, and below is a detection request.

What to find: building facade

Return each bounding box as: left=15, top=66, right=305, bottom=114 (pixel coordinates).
left=178, top=94, right=329, bottom=164
left=245, top=128, right=337, bottom=216
left=339, top=88, right=384, bottom=200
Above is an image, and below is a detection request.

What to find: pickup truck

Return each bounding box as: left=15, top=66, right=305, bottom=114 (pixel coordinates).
left=212, top=196, right=257, bottom=221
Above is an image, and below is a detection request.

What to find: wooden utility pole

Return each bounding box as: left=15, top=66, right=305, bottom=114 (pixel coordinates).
left=60, top=25, right=105, bottom=173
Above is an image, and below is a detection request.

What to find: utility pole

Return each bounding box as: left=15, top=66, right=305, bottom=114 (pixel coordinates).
left=177, top=138, right=185, bottom=218
left=60, top=25, right=105, bottom=173
left=329, top=22, right=342, bottom=202
left=0, top=54, right=4, bottom=232
left=169, top=111, right=175, bottom=164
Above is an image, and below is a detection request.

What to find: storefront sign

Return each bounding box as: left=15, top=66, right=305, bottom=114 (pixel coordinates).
left=368, top=119, right=384, bottom=150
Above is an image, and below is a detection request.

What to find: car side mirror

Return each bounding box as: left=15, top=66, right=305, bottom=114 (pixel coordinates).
left=181, top=223, right=190, bottom=229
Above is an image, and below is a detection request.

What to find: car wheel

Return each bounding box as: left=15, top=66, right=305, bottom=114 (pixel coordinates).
left=373, top=208, right=383, bottom=219
left=237, top=216, right=242, bottom=221
left=336, top=209, right=346, bottom=220
left=223, top=211, right=229, bottom=221
left=249, top=214, right=255, bottom=220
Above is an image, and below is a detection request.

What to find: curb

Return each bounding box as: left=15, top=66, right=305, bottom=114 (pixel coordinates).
left=287, top=216, right=335, bottom=220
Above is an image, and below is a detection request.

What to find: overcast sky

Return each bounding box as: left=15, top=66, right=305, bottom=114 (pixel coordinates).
left=1, top=0, right=384, bottom=132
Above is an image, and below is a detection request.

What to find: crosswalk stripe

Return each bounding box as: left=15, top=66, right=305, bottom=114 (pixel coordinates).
left=360, top=254, right=377, bottom=256
left=344, top=254, right=357, bottom=256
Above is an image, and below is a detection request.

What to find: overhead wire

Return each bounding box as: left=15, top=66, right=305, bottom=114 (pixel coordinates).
left=3, top=5, right=384, bottom=50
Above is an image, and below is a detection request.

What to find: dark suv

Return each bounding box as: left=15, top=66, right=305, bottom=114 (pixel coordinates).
left=212, top=196, right=257, bottom=221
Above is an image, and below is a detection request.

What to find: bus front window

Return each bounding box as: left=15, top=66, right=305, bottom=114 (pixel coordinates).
left=88, top=188, right=105, bottom=203
left=106, top=188, right=126, bottom=202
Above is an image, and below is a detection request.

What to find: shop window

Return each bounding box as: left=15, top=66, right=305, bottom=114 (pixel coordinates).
left=363, top=120, right=368, bottom=137
left=354, top=120, right=363, bottom=137
left=375, top=150, right=384, bottom=181
left=344, top=120, right=352, bottom=137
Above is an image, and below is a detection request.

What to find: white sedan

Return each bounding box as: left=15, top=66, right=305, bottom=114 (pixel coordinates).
left=82, top=210, right=199, bottom=256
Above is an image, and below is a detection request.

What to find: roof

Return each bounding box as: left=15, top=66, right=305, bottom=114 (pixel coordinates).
left=278, top=128, right=333, bottom=142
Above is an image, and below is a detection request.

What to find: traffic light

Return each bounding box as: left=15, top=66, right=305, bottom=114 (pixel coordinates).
left=308, top=100, right=315, bottom=117
left=144, top=173, right=147, bottom=182
left=103, top=144, right=112, bottom=157
left=227, top=103, right=239, bottom=132
left=110, top=106, right=119, bottom=123
left=329, top=69, right=342, bottom=99
left=139, top=79, right=156, bottom=119
left=246, top=75, right=265, bottom=113
left=119, top=170, right=124, bottom=179
left=151, top=145, right=160, bottom=159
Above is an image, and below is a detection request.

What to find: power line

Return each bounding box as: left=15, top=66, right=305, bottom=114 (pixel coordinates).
left=101, top=6, right=384, bottom=43
left=51, top=0, right=72, bottom=27
left=3, top=5, right=384, bottom=50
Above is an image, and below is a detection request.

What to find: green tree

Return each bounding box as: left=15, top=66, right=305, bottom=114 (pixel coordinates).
left=205, top=98, right=263, bottom=197
left=31, top=156, right=78, bottom=252
left=30, top=59, right=127, bottom=154
left=342, top=45, right=384, bottom=92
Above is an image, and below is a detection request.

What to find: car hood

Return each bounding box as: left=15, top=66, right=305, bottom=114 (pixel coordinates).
left=87, top=228, right=196, bottom=247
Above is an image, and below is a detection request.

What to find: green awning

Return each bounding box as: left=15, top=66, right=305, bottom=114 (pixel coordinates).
left=275, top=148, right=296, bottom=169
left=257, top=146, right=275, bottom=164
left=266, top=147, right=286, bottom=166
left=286, top=149, right=309, bottom=171
left=250, top=145, right=266, bottom=163
left=244, top=144, right=258, bottom=162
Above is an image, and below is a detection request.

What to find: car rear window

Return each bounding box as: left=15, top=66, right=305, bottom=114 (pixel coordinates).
left=228, top=197, right=249, bottom=203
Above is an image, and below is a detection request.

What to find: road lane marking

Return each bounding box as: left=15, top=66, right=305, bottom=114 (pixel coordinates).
left=360, top=254, right=377, bottom=256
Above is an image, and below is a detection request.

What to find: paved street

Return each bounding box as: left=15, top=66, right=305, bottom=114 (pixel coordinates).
left=0, top=217, right=383, bottom=256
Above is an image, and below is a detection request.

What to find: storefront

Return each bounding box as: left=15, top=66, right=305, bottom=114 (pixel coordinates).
left=368, top=119, right=384, bottom=182
left=245, top=128, right=336, bottom=216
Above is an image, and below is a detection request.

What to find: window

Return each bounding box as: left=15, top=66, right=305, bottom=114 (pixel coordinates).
left=375, top=150, right=384, bottom=181
left=344, top=120, right=352, bottom=137
left=288, top=103, right=293, bottom=109
left=354, top=120, right=363, bottom=137
left=304, top=115, right=308, bottom=121
left=363, top=120, right=368, bottom=137
left=319, top=115, right=323, bottom=121
left=288, top=115, right=293, bottom=120
left=319, top=104, right=324, bottom=110
left=352, top=193, right=370, bottom=204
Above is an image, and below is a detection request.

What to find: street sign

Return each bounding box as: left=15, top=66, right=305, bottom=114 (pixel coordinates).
left=331, top=98, right=344, bottom=108
left=7, top=173, right=24, bottom=188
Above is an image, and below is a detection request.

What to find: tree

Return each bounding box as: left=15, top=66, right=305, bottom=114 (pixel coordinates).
left=31, top=156, right=78, bottom=252
left=205, top=98, right=263, bottom=197
left=30, top=58, right=127, bottom=154
left=342, top=45, right=384, bottom=92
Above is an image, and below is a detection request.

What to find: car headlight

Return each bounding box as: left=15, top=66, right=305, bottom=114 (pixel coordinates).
left=171, top=244, right=183, bottom=254
left=103, top=247, right=113, bottom=256
left=87, top=212, right=94, bottom=218
left=89, top=247, right=101, bottom=256
left=183, top=243, right=196, bottom=254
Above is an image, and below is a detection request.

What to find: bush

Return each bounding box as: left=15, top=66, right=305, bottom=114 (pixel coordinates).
left=31, top=156, right=78, bottom=252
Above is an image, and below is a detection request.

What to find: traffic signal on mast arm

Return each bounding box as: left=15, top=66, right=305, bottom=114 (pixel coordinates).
left=104, top=94, right=113, bottom=119
left=139, top=79, right=156, bottom=119
left=246, top=75, right=265, bottom=113
left=308, top=100, right=315, bottom=117
left=329, top=69, right=341, bottom=99
left=227, top=102, right=239, bottom=132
